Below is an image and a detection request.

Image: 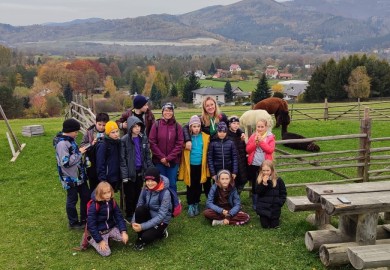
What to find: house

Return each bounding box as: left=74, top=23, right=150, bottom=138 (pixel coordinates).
left=212, top=69, right=230, bottom=79
left=265, top=66, right=279, bottom=79
left=192, top=87, right=225, bottom=105
left=194, top=70, right=206, bottom=79
left=278, top=73, right=293, bottom=79
left=279, top=80, right=308, bottom=101
left=229, top=64, right=241, bottom=73
left=232, top=87, right=251, bottom=100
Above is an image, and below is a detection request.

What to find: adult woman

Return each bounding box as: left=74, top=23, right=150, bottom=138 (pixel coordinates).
left=148, top=103, right=184, bottom=192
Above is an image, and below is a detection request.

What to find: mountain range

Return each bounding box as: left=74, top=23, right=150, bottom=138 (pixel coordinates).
left=1, top=0, right=390, bottom=54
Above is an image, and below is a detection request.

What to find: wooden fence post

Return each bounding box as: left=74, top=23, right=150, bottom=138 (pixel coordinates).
left=323, top=98, right=328, bottom=121
left=358, top=107, right=371, bottom=182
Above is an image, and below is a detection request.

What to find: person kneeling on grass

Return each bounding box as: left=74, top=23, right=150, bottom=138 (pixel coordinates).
left=204, top=169, right=250, bottom=226
left=131, top=167, right=171, bottom=250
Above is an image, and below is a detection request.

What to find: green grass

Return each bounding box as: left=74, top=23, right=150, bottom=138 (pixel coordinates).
left=200, top=78, right=280, bottom=92
left=1, top=110, right=389, bottom=269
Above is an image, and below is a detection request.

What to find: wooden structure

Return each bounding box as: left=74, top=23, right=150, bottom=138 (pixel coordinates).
left=65, top=101, right=96, bottom=134
left=305, top=181, right=390, bottom=267
left=347, top=243, right=390, bottom=269
left=22, top=125, right=44, bottom=137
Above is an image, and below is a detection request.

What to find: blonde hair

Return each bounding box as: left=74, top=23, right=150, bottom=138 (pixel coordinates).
left=201, top=96, right=221, bottom=127
left=257, top=160, right=278, bottom=187
left=94, top=181, right=114, bottom=201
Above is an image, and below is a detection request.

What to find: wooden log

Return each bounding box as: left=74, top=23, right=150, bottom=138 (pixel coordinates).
left=320, top=239, right=390, bottom=267
left=347, top=243, right=390, bottom=269
left=305, top=225, right=390, bottom=252
left=356, top=212, right=379, bottom=245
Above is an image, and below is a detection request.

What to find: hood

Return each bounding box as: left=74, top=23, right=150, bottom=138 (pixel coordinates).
left=126, top=116, right=144, bottom=134
left=160, top=174, right=170, bottom=189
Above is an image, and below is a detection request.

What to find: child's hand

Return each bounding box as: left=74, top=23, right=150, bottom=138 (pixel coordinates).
left=92, top=138, right=97, bottom=145
left=232, top=174, right=236, bottom=180
left=185, top=141, right=192, bottom=150
left=122, top=121, right=128, bottom=130
left=240, top=133, right=246, bottom=141
left=132, top=223, right=142, bottom=232
left=223, top=219, right=230, bottom=225
left=262, top=177, right=269, bottom=185
left=212, top=175, right=217, bottom=181
left=79, top=146, right=88, bottom=154
left=222, top=209, right=229, bottom=216
left=121, top=231, right=128, bottom=244
left=98, top=240, right=108, bottom=251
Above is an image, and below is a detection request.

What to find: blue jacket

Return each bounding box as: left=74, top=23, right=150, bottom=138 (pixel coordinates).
left=206, top=184, right=241, bottom=217
left=96, top=137, right=121, bottom=184
left=131, top=175, right=172, bottom=230
left=87, top=198, right=127, bottom=243
left=207, top=137, right=238, bottom=177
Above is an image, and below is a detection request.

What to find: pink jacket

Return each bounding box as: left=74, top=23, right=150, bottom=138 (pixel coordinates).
left=246, top=132, right=275, bottom=165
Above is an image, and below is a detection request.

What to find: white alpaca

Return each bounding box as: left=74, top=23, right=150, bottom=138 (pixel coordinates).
left=239, top=110, right=274, bottom=138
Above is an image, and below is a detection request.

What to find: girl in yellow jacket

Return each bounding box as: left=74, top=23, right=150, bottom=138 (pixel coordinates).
left=178, top=115, right=210, bottom=217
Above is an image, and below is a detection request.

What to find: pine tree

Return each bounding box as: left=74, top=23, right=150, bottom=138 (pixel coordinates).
left=252, top=73, right=270, bottom=104
left=224, top=81, right=234, bottom=102
left=208, top=62, right=216, bottom=74
left=63, top=83, right=73, bottom=104
left=169, top=84, right=178, bottom=97
left=182, top=72, right=200, bottom=103
left=150, top=84, right=162, bottom=108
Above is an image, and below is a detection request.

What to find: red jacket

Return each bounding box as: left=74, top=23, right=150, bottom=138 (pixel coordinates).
left=246, top=132, right=275, bottom=165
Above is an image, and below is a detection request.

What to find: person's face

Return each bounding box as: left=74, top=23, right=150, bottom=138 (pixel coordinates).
left=96, top=121, right=106, bottom=132
left=145, top=179, right=158, bottom=189
left=190, top=123, right=201, bottom=135
left=102, top=186, right=112, bottom=202
left=68, top=130, right=79, bottom=139
left=204, top=100, right=216, bottom=115
left=162, top=108, right=174, bottom=120
left=229, top=121, right=240, bottom=132
left=140, top=103, right=148, bottom=112
left=261, top=164, right=272, bottom=177
left=132, top=124, right=141, bottom=136
left=217, top=130, right=227, bottom=139
left=219, top=173, right=231, bottom=189
left=108, top=129, right=120, bottom=140
left=256, top=120, right=267, bottom=135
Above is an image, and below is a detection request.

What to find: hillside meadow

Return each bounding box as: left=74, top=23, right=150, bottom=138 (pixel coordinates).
left=1, top=105, right=389, bottom=270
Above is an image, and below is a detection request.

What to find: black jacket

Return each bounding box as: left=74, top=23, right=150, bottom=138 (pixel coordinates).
left=255, top=178, right=287, bottom=218
left=227, top=129, right=248, bottom=187
left=207, top=136, right=238, bottom=177
left=96, top=137, right=121, bottom=184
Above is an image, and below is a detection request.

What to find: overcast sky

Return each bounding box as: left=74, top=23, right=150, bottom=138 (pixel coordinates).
left=0, top=0, right=289, bottom=26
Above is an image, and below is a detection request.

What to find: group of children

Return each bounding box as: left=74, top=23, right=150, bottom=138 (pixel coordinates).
left=54, top=95, right=287, bottom=256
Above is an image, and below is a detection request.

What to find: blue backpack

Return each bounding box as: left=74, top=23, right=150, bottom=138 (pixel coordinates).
left=142, top=187, right=182, bottom=217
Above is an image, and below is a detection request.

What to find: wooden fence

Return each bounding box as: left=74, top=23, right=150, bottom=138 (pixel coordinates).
left=65, top=101, right=96, bottom=134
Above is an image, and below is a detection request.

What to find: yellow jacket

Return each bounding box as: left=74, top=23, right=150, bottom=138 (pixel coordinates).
left=178, top=132, right=210, bottom=186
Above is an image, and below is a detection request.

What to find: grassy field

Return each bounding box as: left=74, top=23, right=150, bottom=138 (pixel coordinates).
left=200, top=78, right=280, bottom=92
left=1, top=107, right=389, bottom=270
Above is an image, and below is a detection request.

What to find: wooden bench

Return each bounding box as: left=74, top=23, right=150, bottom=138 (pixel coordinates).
left=287, top=196, right=331, bottom=228
left=347, top=244, right=390, bottom=269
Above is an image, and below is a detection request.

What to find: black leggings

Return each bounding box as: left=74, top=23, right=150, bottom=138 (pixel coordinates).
left=134, top=205, right=167, bottom=245
left=259, top=216, right=280, bottom=229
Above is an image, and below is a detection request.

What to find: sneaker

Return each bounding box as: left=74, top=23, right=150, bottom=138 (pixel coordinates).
left=163, top=229, right=169, bottom=239
left=187, top=204, right=195, bottom=217
left=193, top=203, right=200, bottom=216
left=134, top=242, right=145, bottom=251
left=69, top=221, right=85, bottom=230
left=212, top=220, right=224, bottom=226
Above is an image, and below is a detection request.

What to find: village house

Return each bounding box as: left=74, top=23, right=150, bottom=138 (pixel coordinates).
left=212, top=69, right=230, bottom=79
left=265, top=66, right=279, bottom=79
left=279, top=80, right=308, bottom=101
left=192, top=87, right=225, bottom=106
left=232, top=86, right=251, bottom=101
left=229, top=64, right=241, bottom=73
left=278, top=73, right=293, bottom=79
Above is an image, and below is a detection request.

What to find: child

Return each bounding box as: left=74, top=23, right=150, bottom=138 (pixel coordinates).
left=96, top=121, right=121, bottom=190
left=53, top=118, right=90, bottom=229
left=87, top=181, right=128, bottom=256
left=131, top=167, right=171, bottom=251
left=246, top=118, right=275, bottom=208
left=204, top=169, right=250, bottom=226
left=120, top=116, right=153, bottom=221
left=178, top=115, right=210, bottom=217
left=255, top=160, right=287, bottom=229
left=227, top=116, right=248, bottom=193
left=207, top=122, right=238, bottom=181
left=81, top=112, right=109, bottom=192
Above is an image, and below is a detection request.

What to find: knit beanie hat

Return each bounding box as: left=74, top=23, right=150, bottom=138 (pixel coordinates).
left=228, top=116, right=240, bottom=125
left=105, top=121, right=119, bottom=135
left=133, top=95, right=149, bottom=109
left=62, top=118, right=80, bottom=133
left=189, top=115, right=201, bottom=127
left=217, top=122, right=228, bottom=132
left=144, top=167, right=161, bottom=183
left=161, top=102, right=174, bottom=113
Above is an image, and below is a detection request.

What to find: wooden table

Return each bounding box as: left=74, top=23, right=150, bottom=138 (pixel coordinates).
left=306, top=181, right=390, bottom=245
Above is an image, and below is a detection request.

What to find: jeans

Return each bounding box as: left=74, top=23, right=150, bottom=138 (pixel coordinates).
left=155, top=163, right=179, bottom=192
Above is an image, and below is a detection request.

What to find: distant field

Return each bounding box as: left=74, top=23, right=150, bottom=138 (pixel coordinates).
left=200, top=78, right=279, bottom=92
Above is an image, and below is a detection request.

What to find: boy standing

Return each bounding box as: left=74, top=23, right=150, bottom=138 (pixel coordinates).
left=53, top=118, right=90, bottom=229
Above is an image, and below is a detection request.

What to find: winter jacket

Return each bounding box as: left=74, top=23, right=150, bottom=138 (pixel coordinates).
left=53, top=133, right=87, bottom=189
left=178, top=132, right=210, bottom=186
left=120, top=117, right=153, bottom=182
left=87, top=198, right=127, bottom=243
left=206, top=183, right=241, bottom=217
left=116, top=108, right=155, bottom=136
left=255, top=178, right=287, bottom=218
left=207, top=136, right=238, bottom=177
left=81, top=124, right=104, bottom=146
left=227, top=129, right=248, bottom=184
left=149, top=117, right=184, bottom=165
left=246, top=131, right=275, bottom=165
left=131, top=175, right=172, bottom=230
left=96, top=137, right=121, bottom=185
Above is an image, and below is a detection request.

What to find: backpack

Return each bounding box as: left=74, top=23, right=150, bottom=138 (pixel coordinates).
left=142, top=187, right=182, bottom=218
left=78, top=199, right=117, bottom=250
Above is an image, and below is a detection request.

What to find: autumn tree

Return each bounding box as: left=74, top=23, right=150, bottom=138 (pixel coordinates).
left=344, top=66, right=371, bottom=99
left=271, top=83, right=284, bottom=93
left=104, top=76, right=117, bottom=96
left=252, top=73, right=271, bottom=104
left=224, top=81, right=234, bottom=102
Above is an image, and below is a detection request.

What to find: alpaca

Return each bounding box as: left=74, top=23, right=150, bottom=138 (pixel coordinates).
left=253, top=97, right=289, bottom=128
left=281, top=124, right=320, bottom=152
left=239, top=110, right=273, bottom=138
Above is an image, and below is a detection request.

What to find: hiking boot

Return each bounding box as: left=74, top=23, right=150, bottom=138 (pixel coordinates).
left=163, top=229, right=169, bottom=239
left=212, top=220, right=224, bottom=226
left=134, top=242, right=145, bottom=251
left=193, top=203, right=200, bottom=216
left=187, top=204, right=195, bottom=217
left=69, top=221, right=85, bottom=230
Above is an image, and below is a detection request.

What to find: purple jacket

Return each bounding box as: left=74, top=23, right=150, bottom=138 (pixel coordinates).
left=148, top=118, right=184, bottom=165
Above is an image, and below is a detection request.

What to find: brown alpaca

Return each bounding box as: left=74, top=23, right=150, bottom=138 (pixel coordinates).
left=281, top=124, right=320, bottom=152
left=253, top=97, right=290, bottom=127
